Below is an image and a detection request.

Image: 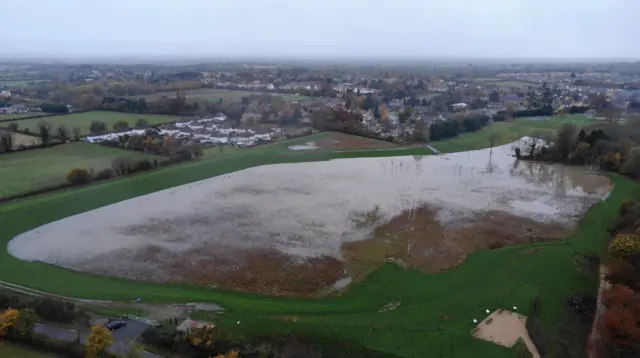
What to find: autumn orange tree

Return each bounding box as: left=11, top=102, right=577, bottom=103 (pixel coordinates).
left=608, top=234, right=640, bottom=258
left=213, top=350, right=240, bottom=358
left=86, top=324, right=113, bottom=358
left=598, top=285, right=640, bottom=351
left=0, top=308, right=37, bottom=338
left=0, top=308, right=19, bottom=337
left=187, top=324, right=218, bottom=350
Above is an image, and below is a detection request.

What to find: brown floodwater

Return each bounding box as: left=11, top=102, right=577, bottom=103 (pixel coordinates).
left=8, top=138, right=613, bottom=295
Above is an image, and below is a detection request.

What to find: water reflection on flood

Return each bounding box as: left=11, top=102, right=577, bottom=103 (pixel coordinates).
left=9, top=138, right=613, bottom=271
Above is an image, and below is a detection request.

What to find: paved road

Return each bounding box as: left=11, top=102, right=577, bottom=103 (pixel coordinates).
left=34, top=322, right=163, bottom=357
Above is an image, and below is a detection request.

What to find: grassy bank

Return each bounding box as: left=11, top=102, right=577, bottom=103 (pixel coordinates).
left=0, top=121, right=628, bottom=357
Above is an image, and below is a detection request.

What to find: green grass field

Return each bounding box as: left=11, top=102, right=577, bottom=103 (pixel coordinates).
left=0, top=117, right=629, bottom=357
left=0, top=142, right=160, bottom=198
left=432, top=115, right=596, bottom=153
left=0, top=112, right=47, bottom=121
left=5, top=111, right=181, bottom=136
left=130, top=88, right=309, bottom=103
left=0, top=341, right=62, bottom=358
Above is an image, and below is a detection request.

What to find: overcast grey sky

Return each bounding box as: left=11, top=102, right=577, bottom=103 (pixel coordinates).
left=3, top=0, right=637, bottom=59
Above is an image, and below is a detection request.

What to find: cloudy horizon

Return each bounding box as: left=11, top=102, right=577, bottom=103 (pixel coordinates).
left=3, top=0, right=637, bottom=60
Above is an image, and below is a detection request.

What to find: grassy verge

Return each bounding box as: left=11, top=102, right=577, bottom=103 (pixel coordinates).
left=0, top=124, right=630, bottom=357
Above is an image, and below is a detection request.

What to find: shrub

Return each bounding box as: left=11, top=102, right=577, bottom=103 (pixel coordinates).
left=66, top=168, right=92, bottom=186
left=111, top=157, right=136, bottom=176
left=7, top=122, right=18, bottom=132
left=94, top=169, right=113, bottom=181
left=89, top=121, right=107, bottom=134
left=135, top=159, right=152, bottom=172
left=608, top=234, right=640, bottom=257
left=135, top=118, right=149, bottom=128
left=113, top=120, right=130, bottom=132
left=141, top=327, right=184, bottom=351
left=86, top=324, right=113, bottom=358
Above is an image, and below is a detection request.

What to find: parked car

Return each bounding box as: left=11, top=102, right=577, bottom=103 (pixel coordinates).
left=105, top=320, right=127, bottom=331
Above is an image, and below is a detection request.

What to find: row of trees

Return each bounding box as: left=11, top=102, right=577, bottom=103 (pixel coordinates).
left=515, top=124, right=640, bottom=178
left=0, top=306, right=122, bottom=358
left=597, top=200, right=640, bottom=356
left=0, top=121, right=83, bottom=153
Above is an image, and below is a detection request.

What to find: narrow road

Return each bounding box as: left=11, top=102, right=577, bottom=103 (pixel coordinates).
left=34, top=322, right=163, bottom=357
left=588, top=265, right=611, bottom=358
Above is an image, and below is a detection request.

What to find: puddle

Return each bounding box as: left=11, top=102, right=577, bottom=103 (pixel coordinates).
left=288, top=142, right=318, bottom=151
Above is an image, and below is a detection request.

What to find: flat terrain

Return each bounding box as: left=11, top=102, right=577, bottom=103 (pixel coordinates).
left=129, top=88, right=309, bottom=103
left=9, top=139, right=611, bottom=296
left=0, top=112, right=46, bottom=121
left=289, top=131, right=397, bottom=151
left=0, top=130, right=41, bottom=148
left=0, top=341, right=62, bottom=358
left=0, top=142, right=160, bottom=198
left=0, top=121, right=634, bottom=358
left=5, top=111, right=181, bottom=135
left=433, top=115, right=596, bottom=153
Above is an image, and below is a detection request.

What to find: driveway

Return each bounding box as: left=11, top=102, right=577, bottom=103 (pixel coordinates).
left=34, top=321, right=163, bottom=357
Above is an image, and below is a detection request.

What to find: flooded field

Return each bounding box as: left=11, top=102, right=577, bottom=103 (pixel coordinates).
left=8, top=138, right=612, bottom=296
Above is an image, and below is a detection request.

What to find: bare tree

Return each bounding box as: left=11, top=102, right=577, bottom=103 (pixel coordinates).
left=38, top=121, right=52, bottom=146
left=556, top=124, right=577, bottom=161
left=488, top=132, right=501, bottom=154
left=72, top=127, right=82, bottom=141
left=57, top=125, right=70, bottom=142
left=0, top=131, right=14, bottom=152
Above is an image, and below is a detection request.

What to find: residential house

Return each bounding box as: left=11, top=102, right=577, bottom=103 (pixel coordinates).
left=240, top=112, right=261, bottom=125
left=388, top=99, right=404, bottom=109
left=451, top=103, right=468, bottom=112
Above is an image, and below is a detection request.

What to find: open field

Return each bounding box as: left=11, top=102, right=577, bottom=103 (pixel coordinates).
left=0, top=142, right=160, bottom=198
left=5, top=111, right=181, bottom=136
left=129, top=88, right=310, bottom=103
left=0, top=121, right=634, bottom=357
left=0, top=130, right=42, bottom=149
left=289, top=131, right=397, bottom=151
left=0, top=112, right=45, bottom=121
left=433, top=115, right=596, bottom=153
left=8, top=139, right=611, bottom=296
left=0, top=341, right=62, bottom=358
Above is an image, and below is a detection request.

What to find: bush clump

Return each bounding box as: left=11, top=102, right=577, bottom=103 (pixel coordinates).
left=94, top=169, right=113, bottom=181
left=66, top=168, right=92, bottom=186
left=135, top=159, right=153, bottom=172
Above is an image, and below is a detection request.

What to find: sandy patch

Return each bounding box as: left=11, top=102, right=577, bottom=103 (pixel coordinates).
left=472, top=309, right=540, bottom=358
left=8, top=138, right=612, bottom=295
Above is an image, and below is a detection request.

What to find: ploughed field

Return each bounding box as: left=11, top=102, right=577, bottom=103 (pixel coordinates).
left=8, top=138, right=612, bottom=296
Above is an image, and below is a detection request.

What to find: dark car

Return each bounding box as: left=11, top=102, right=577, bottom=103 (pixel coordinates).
left=104, top=320, right=127, bottom=331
